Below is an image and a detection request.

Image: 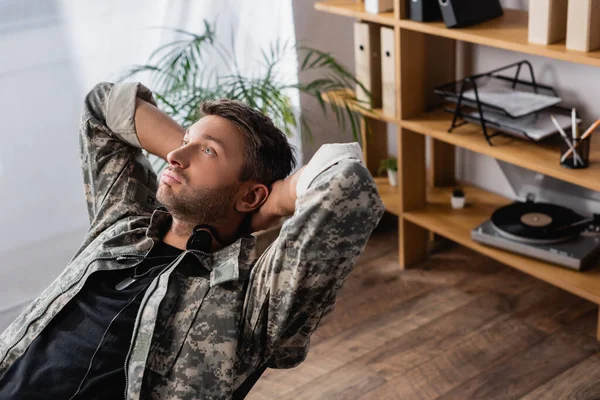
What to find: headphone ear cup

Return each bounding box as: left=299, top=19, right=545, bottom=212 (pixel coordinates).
left=186, top=228, right=213, bottom=252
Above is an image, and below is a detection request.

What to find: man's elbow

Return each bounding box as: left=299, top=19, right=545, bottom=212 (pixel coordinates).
left=82, top=82, right=114, bottom=123
left=339, top=159, right=385, bottom=221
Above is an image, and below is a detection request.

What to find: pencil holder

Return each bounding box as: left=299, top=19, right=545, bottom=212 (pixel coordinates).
left=560, top=136, right=591, bottom=169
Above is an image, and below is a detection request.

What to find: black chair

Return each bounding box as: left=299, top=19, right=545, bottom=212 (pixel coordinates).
left=231, top=364, right=268, bottom=399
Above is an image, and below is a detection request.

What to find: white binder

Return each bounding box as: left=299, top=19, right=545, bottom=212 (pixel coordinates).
left=566, top=0, right=600, bottom=51
left=380, top=27, right=397, bottom=117
left=528, top=0, right=568, bottom=45
left=354, top=22, right=382, bottom=108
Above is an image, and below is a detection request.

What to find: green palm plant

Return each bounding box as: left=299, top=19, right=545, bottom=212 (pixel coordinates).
left=119, top=20, right=371, bottom=173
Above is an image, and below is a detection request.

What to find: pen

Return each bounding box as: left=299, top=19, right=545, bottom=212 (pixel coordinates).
left=572, top=108, right=577, bottom=140
left=552, top=114, right=583, bottom=166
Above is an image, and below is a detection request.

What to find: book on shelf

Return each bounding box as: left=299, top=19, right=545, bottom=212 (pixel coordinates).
left=566, top=0, right=600, bottom=51
left=364, top=0, right=393, bottom=14
left=528, top=0, right=568, bottom=45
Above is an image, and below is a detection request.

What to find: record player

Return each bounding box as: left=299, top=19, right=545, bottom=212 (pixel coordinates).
left=471, top=161, right=600, bottom=271
left=472, top=200, right=600, bottom=270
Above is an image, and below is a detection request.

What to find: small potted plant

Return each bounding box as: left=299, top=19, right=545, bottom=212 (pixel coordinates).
left=378, top=157, right=398, bottom=187
left=451, top=188, right=466, bottom=209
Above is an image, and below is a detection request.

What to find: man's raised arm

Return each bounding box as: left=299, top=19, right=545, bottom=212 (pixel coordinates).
left=78, top=82, right=183, bottom=244
left=133, top=96, right=185, bottom=160
left=240, top=143, right=385, bottom=371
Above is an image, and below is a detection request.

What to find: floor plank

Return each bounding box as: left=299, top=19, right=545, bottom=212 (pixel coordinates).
left=308, top=252, right=437, bottom=345
left=521, top=353, right=600, bottom=400
left=253, top=288, right=473, bottom=398
left=437, top=312, right=600, bottom=400
left=247, top=229, right=600, bottom=400
left=359, top=317, right=545, bottom=400
left=366, top=292, right=528, bottom=380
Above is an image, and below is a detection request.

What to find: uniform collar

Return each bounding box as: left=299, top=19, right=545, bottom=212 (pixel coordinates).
left=145, top=207, right=258, bottom=286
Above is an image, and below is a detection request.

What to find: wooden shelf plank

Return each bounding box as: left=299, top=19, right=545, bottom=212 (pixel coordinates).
left=374, top=177, right=401, bottom=216
left=398, top=9, right=600, bottom=68
left=321, top=90, right=400, bottom=125
left=314, top=0, right=396, bottom=26
left=399, top=182, right=600, bottom=305
left=401, top=109, right=600, bottom=193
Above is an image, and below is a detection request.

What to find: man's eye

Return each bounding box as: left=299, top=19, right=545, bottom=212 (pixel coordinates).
left=182, top=139, right=188, bottom=146
left=204, top=147, right=215, bottom=155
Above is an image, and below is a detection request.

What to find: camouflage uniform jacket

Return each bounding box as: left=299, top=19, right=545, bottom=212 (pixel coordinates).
left=0, top=82, right=385, bottom=399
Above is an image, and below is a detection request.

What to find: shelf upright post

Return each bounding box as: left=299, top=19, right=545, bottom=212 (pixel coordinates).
left=427, top=36, right=457, bottom=187
left=397, top=25, right=428, bottom=268
left=361, top=116, right=389, bottom=175
left=397, top=1, right=457, bottom=268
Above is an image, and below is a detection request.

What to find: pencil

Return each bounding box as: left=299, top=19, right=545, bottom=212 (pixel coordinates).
left=552, top=114, right=583, bottom=166
left=562, top=118, right=600, bottom=159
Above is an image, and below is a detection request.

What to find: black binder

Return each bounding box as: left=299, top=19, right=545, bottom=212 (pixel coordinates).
left=438, top=0, right=503, bottom=28
left=409, top=0, right=442, bottom=22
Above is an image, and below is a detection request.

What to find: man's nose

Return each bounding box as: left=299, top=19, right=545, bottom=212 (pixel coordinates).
left=166, top=148, right=188, bottom=169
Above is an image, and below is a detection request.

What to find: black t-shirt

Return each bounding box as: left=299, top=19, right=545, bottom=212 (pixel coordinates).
left=0, top=241, right=190, bottom=400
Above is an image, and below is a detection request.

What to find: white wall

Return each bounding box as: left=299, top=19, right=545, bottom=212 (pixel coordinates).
left=293, top=0, right=357, bottom=162
left=0, top=0, right=174, bottom=253
left=0, top=0, right=172, bottom=329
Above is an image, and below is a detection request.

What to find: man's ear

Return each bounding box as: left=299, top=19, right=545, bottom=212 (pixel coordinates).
left=235, top=183, right=269, bottom=213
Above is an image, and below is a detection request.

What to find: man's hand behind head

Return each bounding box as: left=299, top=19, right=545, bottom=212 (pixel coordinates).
left=250, top=166, right=305, bottom=232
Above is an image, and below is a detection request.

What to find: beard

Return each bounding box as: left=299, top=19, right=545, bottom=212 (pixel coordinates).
left=157, top=180, right=240, bottom=226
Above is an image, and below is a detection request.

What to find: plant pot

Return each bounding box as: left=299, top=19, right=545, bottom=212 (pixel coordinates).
left=387, top=169, right=398, bottom=187
left=451, top=195, right=465, bottom=209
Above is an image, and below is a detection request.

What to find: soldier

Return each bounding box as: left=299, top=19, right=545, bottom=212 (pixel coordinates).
left=0, top=82, right=384, bottom=399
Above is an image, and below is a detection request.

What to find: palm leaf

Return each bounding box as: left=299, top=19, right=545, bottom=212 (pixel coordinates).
left=120, top=20, right=368, bottom=156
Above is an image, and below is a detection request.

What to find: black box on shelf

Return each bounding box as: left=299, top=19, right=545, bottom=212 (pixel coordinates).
left=438, top=0, right=503, bottom=28
left=409, top=0, right=442, bottom=22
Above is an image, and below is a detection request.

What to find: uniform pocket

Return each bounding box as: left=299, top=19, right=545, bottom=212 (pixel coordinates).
left=146, top=277, right=210, bottom=376
left=125, top=177, right=158, bottom=212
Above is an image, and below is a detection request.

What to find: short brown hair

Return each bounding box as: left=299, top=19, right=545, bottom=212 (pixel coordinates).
left=199, top=99, right=296, bottom=186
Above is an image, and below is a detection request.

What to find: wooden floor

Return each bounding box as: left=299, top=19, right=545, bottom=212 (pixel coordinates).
left=247, top=217, right=600, bottom=400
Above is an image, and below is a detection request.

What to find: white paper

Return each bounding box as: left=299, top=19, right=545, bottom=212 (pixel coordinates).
left=461, top=85, right=562, bottom=118
left=463, top=109, right=578, bottom=141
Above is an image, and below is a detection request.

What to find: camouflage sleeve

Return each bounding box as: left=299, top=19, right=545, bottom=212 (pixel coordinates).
left=78, top=82, right=160, bottom=245
left=242, top=143, right=385, bottom=369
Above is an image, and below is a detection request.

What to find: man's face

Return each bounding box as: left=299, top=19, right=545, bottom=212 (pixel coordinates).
left=157, top=115, right=246, bottom=225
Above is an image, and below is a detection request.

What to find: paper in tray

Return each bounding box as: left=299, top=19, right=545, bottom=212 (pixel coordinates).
left=460, top=85, right=562, bottom=118
left=461, top=109, right=578, bottom=141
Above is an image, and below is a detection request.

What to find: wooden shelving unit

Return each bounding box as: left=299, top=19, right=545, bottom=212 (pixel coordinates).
left=316, top=0, right=600, bottom=339
left=317, top=1, right=600, bottom=67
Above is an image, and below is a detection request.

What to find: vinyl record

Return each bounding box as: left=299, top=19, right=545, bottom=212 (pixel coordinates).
left=491, top=201, right=585, bottom=244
